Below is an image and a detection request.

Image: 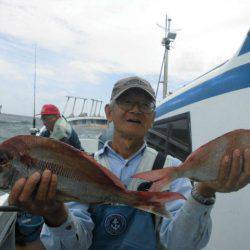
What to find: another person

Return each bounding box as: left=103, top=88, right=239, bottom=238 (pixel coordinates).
left=38, top=104, right=82, bottom=150
left=9, top=77, right=250, bottom=250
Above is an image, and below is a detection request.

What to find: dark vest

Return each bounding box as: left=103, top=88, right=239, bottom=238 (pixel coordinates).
left=89, top=152, right=166, bottom=250
left=89, top=205, right=157, bottom=250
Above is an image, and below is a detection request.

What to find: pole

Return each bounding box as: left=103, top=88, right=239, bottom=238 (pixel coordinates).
left=63, top=96, right=70, bottom=115
left=163, top=15, right=169, bottom=99
left=33, top=45, right=37, bottom=129
left=80, top=98, right=87, bottom=116
left=163, top=48, right=168, bottom=99
left=70, top=97, right=77, bottom=117
left=98, top=101, right=103, bottom=116
left=90, top=99, right=94, bottom=116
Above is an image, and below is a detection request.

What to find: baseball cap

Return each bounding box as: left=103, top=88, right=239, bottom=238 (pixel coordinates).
left=110, top=76, right=156, bottom=102
left=38, top=104, right=60, bottom=116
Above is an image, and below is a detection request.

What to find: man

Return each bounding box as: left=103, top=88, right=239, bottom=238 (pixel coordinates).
left=38, top=104, right=82, bottom=150
left=9, top=77, right=250, bottom=249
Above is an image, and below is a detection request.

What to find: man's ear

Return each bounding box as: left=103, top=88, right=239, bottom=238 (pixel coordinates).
left=105, top=104, right=113, bottom=122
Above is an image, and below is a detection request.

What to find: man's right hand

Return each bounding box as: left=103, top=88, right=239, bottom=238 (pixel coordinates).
left=8, top=170, right=68, bottom=227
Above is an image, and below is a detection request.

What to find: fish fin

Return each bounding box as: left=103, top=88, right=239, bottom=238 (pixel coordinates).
left=132, top=167, right=178, bottom=192
left=130, top=191, right=186, bottom=218
left=135, top=204, right=172, bottom=218
left=132, top=167, right=177, bottom=182
left=79, top=151, right=126, bottom=191
left=56, top=190, right=80, bottom=203
left=96, top=165, right=126, bottom=190
left=149, top=177, right=174, bottom=192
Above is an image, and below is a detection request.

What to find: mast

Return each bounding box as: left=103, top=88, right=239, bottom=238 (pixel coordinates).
left=163, top=15, right=170, bottom=98
left=157, top=14, right=177, bottom=99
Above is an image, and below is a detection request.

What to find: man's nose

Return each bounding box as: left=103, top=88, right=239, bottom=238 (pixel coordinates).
left=130, top=102, right=142, bottom=113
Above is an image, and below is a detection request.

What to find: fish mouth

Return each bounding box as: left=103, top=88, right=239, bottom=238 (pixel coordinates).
left=0, top=149, right=13, bottom=165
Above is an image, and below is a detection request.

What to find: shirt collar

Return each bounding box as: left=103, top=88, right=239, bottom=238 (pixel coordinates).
left=99, top=140, right=147, bottom=161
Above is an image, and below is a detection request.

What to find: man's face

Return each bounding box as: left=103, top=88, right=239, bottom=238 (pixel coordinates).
left=41, top=115, right=58, bottom=132
left=105, top=89, right=155, bottom=139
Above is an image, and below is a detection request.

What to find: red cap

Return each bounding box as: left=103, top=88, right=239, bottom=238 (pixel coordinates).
left=39, top=104, right=60, bottom=116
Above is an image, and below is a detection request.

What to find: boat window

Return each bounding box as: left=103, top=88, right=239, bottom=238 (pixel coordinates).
left=146, top=112, right=192, bottom=161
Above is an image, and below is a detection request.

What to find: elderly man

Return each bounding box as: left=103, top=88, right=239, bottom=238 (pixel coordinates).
left=9, top=76, right=250, bottom=250
left=38, top=104, right=82, bottom=150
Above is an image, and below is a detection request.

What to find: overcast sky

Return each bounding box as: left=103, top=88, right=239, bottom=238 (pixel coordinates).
left=0, top=0, right=249, bottom=117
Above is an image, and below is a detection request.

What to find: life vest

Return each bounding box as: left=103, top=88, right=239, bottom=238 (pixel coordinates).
left=89, top=147, right=172, bottom=250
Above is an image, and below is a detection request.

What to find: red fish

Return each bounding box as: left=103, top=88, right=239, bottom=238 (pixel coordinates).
left=0, top=135, right=185, bottom=217
left=133, top=129, right=250, bottom=191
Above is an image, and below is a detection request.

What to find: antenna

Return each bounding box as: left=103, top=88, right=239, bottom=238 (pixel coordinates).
left=156, top=14, right=177, bottom=99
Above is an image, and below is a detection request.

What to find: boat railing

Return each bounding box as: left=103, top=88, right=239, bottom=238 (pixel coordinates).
left=62, top=96, right=105, bottom=119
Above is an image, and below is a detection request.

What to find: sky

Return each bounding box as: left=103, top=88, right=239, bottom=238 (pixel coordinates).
left=0, top=0, right=249, bottom=117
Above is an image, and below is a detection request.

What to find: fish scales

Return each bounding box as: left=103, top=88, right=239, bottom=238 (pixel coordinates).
left=0, top=135, right=185, bottom=218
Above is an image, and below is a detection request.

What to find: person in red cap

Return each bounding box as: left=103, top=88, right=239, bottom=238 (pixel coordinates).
left=38, top=104, right=82, bottom=150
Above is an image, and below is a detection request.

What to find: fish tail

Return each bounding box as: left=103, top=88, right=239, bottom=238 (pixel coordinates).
left=132, top=167, right=178, bottom=192
left=129, top=190, right=185, bottom=218
left=135, top=204, right=172, bottom=218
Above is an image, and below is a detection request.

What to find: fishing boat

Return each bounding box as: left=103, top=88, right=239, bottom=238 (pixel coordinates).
left=146, top=29, right=250, bottom=250
left=0, top=22, right=249, bottom=250
left=63, top=96, right=108, bottom=153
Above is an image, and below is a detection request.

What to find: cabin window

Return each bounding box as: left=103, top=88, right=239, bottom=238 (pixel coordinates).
left=146, top=112, right=192, bottom=161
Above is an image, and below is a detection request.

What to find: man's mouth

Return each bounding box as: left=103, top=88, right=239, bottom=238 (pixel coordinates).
left=127, top=119, right=142, bottom=124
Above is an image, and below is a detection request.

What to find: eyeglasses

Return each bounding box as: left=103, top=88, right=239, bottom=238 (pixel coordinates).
left=115, top=99, right=156, bottom=114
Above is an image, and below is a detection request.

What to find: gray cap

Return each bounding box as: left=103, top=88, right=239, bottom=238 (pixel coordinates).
left=110, top=76, right=156, bottom=102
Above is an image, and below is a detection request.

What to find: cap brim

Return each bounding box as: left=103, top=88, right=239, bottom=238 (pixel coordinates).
left=112, top=86, right=155, bottom=101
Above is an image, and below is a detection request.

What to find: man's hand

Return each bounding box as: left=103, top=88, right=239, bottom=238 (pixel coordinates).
left=8, top=169, right=68, bottom=227
left=197, top=148, right=250, bottom=197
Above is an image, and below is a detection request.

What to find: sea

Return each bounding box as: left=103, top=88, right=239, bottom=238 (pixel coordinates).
left=0, top=113, right=104, bottom=143
left=0, top=113, right=43, bottom=143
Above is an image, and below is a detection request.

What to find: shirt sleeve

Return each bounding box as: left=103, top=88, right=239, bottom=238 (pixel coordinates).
left=159, top=157, right=213, bottom=250
left=40, top=202, right=94, bottom=250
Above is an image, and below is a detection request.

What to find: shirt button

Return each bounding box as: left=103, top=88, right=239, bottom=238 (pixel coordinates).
left=66, top=225, right=72, bottom=230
